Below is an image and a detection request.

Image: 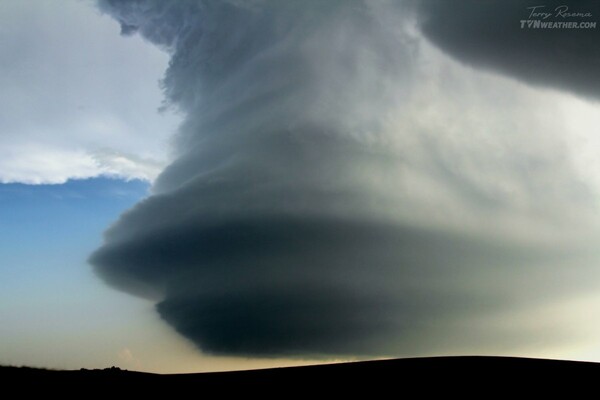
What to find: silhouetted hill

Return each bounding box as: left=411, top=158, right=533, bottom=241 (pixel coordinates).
left=3, top=356, right=599, bottom=393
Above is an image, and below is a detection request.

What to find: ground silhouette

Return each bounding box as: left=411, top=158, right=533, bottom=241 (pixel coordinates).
left=3, top=356, right=599, bottom=394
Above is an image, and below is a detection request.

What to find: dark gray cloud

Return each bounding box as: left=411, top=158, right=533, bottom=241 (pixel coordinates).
left=92, top=208, right=589, bottom=357
left=91, top=0, right=600, bottom=358
left=417, top=0, right=600, bottom=99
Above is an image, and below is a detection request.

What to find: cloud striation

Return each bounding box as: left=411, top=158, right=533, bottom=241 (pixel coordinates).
left=91, top=0, right=600, bottom=358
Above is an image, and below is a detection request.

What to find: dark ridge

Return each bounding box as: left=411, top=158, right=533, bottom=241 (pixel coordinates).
left=3, top=356, right=599, bottom=393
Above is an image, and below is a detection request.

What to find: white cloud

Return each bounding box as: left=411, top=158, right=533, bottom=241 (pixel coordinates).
left=0, top=144, right=98, bottom=185
left=117, top=347, right=142, bottom=369
left=91, top=148, right=165, bottom=182
left=0, top=0, right=180, bottom=184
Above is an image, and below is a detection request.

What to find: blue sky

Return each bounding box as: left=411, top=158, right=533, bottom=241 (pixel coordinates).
left=0, top=178, right=150, bottom=368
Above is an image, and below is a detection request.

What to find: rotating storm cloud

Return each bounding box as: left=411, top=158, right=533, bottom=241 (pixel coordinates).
left=90, top=0, right=600, bottom=358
